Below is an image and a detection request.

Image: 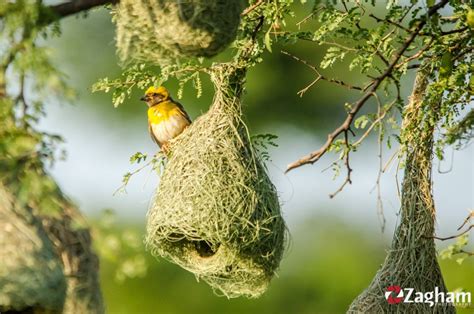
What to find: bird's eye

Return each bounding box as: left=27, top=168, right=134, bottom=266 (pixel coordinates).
left=153, top=93, right=159, bottom=96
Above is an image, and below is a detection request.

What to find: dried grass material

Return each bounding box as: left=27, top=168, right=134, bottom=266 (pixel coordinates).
left=348, top=70, right=455, bottom=313
left=40, top=201, right=104, bottom=314
left=0, top=184, right=66, bottom=312
left=0, top=179, right=103, bottom=314
left=146, top=65, right=287, bottom=298
left=116, top=0, right=243, bottom=64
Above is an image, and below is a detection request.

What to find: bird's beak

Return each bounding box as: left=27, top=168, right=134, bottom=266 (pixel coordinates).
left=140, top=96, right=147, bottom=101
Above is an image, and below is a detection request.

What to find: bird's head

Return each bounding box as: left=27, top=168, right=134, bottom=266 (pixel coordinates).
left=140, top=86, right=170, bottom=107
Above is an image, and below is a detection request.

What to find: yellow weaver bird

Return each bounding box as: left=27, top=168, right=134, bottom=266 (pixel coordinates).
left=140, top=86, right=191, bottom=153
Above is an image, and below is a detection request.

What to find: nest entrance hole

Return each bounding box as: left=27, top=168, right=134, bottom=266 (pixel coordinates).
left=168, top=232, right=220, bottom=258
left=194, top=240, right=219, bottom=258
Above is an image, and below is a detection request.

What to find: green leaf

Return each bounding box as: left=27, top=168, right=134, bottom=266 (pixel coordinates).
left=439, top=52, right=453, bottom=78
left=320, top=47, right=345, bottom=69
left=6, top=134, right=38, bottom=157
left=264, top=31, right=272, bottom=53
left=456, top=257, right=465, bottom=265
left=130, top=152, right=147, bottom=164
left=467, top=9, right=474, bottom=30
left=354, top=115, right=369, bottom=129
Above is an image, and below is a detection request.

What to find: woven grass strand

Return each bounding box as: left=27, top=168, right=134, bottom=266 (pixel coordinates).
left=146, top=65, right=287, bottom=298
left=348, top=68, right=455, bottom=313
left=116, top=0, right=243, bottom=64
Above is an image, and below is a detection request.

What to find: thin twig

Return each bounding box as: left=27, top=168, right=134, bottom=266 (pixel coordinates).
left=329, top=130, right=352, bottom=198
left=432, top=225, right=473, bottom=241
left=369, top=13, right=411, bottom=33
left=18, top=72, right=29, bottom=129
left=382, top=149, right=399, bottom=173
left=439, top=26, right=469, bottom=36
left=241, top=0, right=264, bottom=16
left=453, top=46, right=474, bottom=62
left=285, top=0, right=449, bottom=173
left=296, top=36, right=360, bottom=53
left=319, top=41, right=358, bottom=52
left=251, top=16, right=265, bottom=41
left=352, top=96, right=396, bottom=147
left=341, top=1, right=363, bottom=30
left=395, top=156, right=401, bottom=201
left=296, top=11, right=316, bottom=29
left=457, top=211, right=474, bottom=231
left=281, top=50, right=363, bottom=93
left=113, top=157, right=157, bottom=195
left=374, top=98, right=386, bottom=232
left=395, top=38, right=434, bottom=69
left=398, top=3, right=415, bottom=23
left=440, top=15, right=459, bottom=22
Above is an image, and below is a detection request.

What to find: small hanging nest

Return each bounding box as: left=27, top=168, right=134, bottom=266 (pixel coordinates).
left=115, top=0, right=243, bottom=64
left=146, top=65, right=287, bottom=298
left=0, top=185, right=66, bottom=313
left=40, top=199, right=104, bottom=314
left=348, top=70, right=455, bottom=313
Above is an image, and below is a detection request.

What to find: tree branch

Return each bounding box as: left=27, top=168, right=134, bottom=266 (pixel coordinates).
left=241, top=0, right=263, bottom=16
left=49, top=0, right=118, bottom=19
left=439, top=26, right=469, bottom=36
left=285, top=0, right=449, bottom=174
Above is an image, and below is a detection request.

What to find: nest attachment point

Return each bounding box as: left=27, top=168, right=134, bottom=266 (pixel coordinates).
left=116, top=0, right=243, bottom=64
left=146, top=65, right=287, bottom=298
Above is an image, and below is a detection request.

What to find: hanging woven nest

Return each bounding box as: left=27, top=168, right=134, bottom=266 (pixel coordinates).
left=116, top=0, right=243, bottom=64
left=0, top=184, right=66, bottom=313
left=146, top=65, right=287, bottom=298
left=40, top=200, right=104, bottom=314
left=348, top=69, right=455, bottom=313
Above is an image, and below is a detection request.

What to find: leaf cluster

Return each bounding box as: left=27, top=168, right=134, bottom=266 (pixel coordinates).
left=0, top=0, right=73, bottom=216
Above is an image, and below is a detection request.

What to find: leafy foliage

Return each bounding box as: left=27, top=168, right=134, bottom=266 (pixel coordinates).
left=93, top=1, right=304, bottom=106
left=2, top=0, right=473, bottom=301
left=252, top=134, right=279, bottom=163
left=94, top=1, right=303, bottom=190
left=114, top=152, right=166, bottom=195
left=0, top=0, right=73, bottom=216
left=440, top=234, right=472, bottom=265
left=94, top=0, right=473, bottom=263
left=312, top=1, right=472, bottom=155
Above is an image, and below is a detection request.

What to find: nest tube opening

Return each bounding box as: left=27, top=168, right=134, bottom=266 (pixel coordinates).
left=146, top=65, right=287, bottom=298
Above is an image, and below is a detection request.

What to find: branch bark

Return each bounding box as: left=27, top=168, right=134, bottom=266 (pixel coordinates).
left=49, top=0, right=118, bottom=19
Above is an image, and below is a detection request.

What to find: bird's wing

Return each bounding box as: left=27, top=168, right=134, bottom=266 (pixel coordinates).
left=174, top=100, right=192, bottom=124
left=148, top=123, right=162, bottom=147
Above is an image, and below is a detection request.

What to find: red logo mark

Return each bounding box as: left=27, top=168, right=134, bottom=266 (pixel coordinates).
left=385, top=285, right=403, bottom=304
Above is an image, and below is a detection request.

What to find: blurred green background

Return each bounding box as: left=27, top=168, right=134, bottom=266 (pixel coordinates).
left=37, top=3, right=474, bottom=313
left=98, top=220, right=473, bottom=314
